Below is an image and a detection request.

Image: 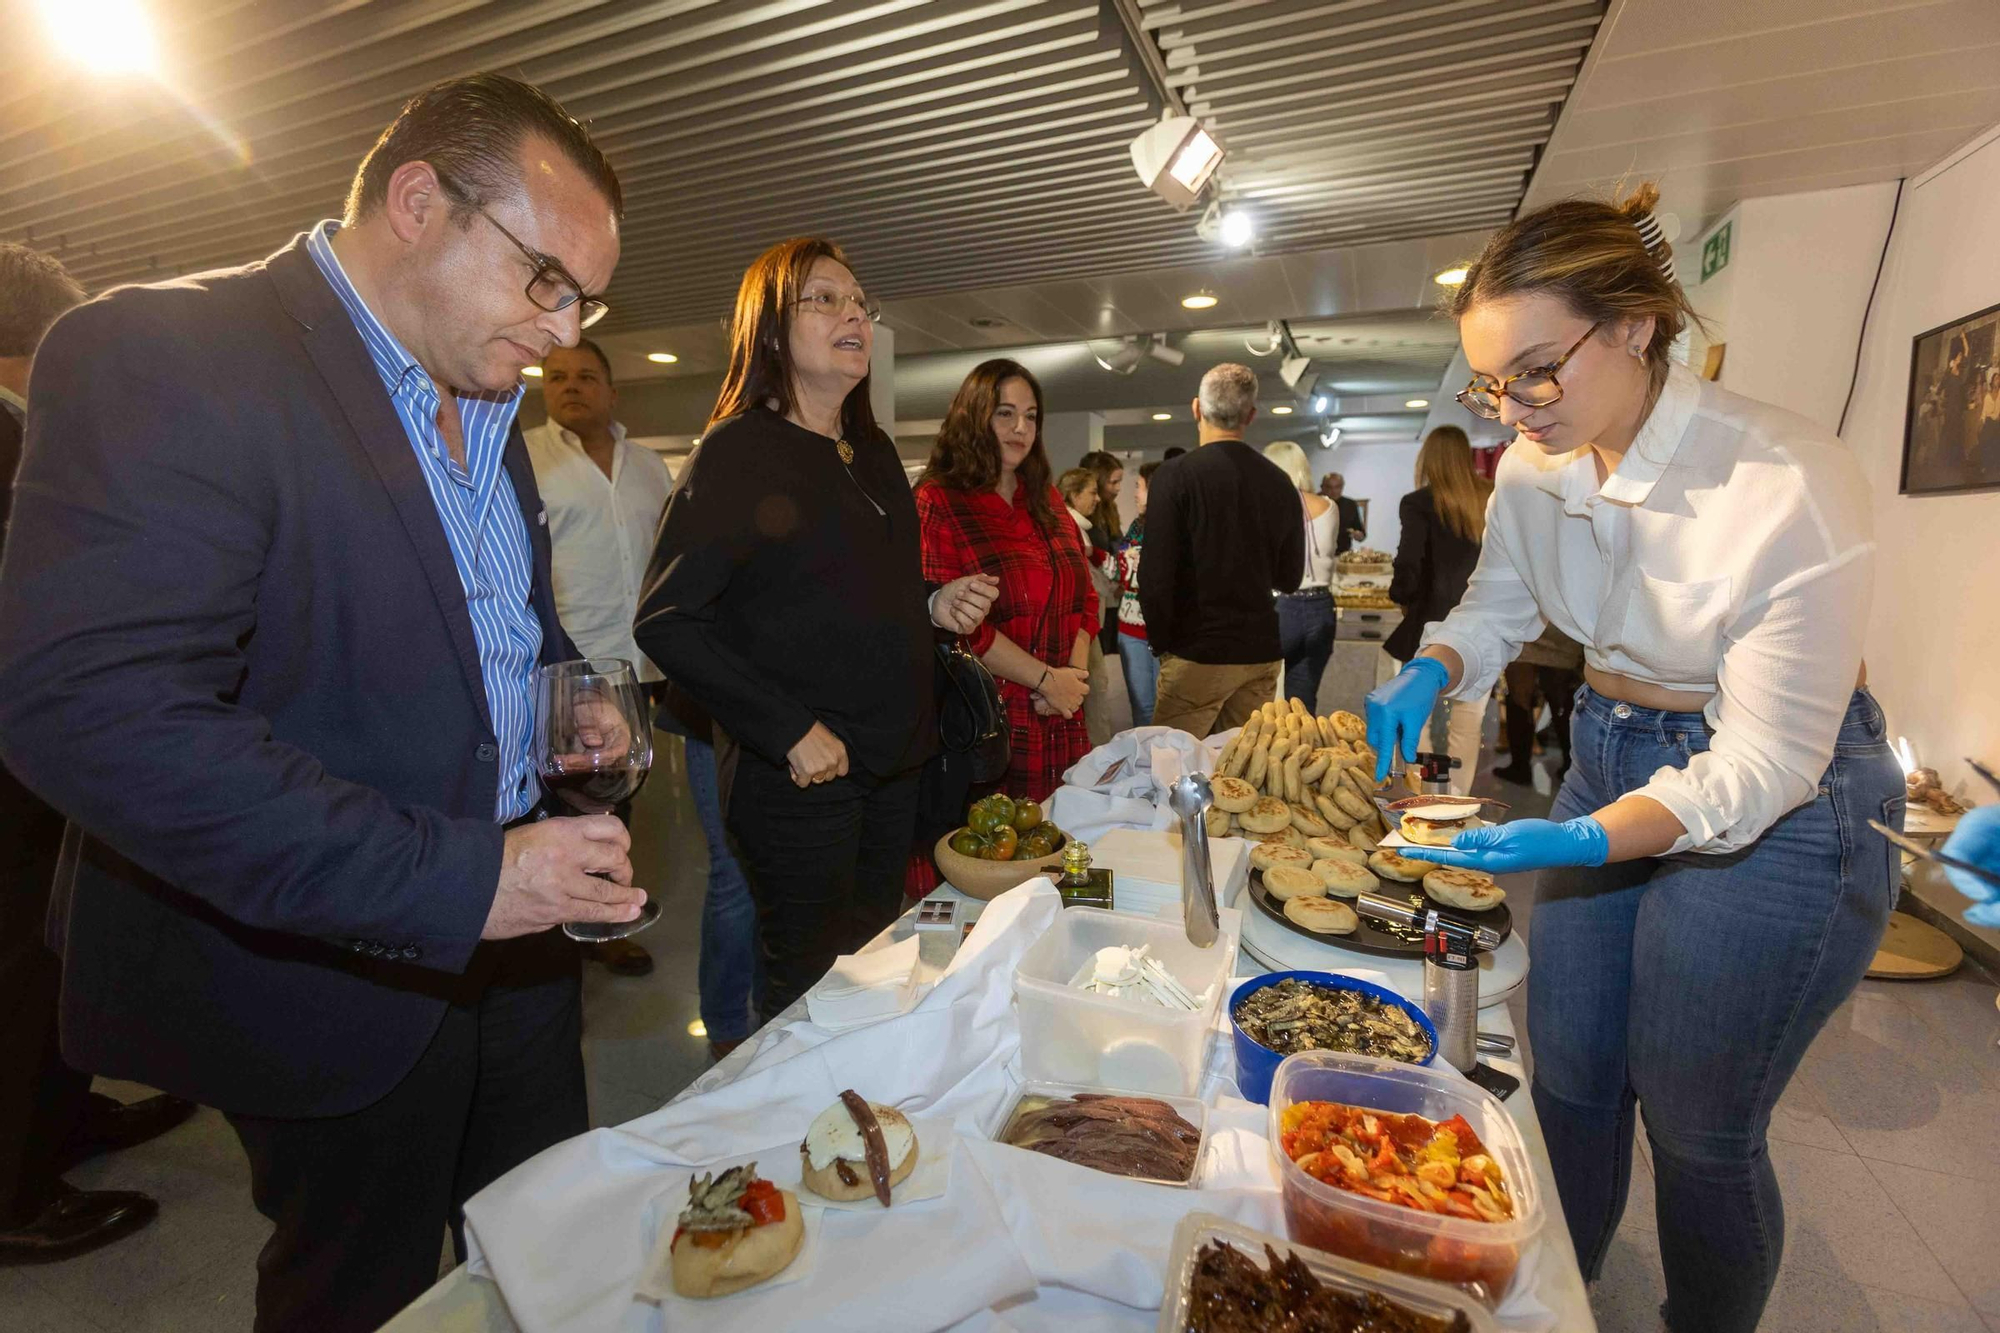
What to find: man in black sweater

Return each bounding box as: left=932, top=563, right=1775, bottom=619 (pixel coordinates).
left=1139, top=363, right=1304, bottom=737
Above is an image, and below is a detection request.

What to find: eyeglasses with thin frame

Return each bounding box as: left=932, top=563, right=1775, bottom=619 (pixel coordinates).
left=433, top=171, right=609, bottom=329
left=792, top=291, right=882, bottom=323
left=1456, top=319, right=1603, bottom=420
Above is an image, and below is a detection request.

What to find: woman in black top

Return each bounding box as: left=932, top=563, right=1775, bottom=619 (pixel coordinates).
left=636, top=237, right=996, bottom=1020
left=1383, top=426, right=1492, bottom=793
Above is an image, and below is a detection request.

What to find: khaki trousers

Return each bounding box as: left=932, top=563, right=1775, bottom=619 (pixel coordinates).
left=1150, top=655, right=1280, bottom=740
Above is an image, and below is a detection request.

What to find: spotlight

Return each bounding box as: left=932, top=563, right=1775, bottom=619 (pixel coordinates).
left=1279, top=354, right=1314, bottom=390
left=1311, top=394, right=1329, bottom=414
left=1271, top=405, right=1293, bottom=415
left=1130, top=115, right=1225, bottom=211
left=1405, top=399, right=1430, bottom=409
left=1195, top=200, right=1255, bottom=248
left=1092, top=338, right=1143, bottom=375
left=647, top=352, right=679, bottom=364
left=1180, top=291, right=1218, bottom=311
left=1147, top=335, right=1186, bottom=365
left=40, top=0, right=159, bottom=75
left=1151, top=412, right=1172, bottom=421
left=522, top=365, right=544, bottom=377
left=1433, top=266, right=1469, bottom=286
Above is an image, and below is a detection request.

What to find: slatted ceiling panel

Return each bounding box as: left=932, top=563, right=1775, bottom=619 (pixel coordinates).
left=1141, top=0, right=1603, bottom=253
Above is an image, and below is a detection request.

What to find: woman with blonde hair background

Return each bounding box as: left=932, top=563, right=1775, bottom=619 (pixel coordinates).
left=1381, top=425, right=1493, bottom=791
left=1262, top=439, right=1338, bottom=710
left=1367, top=184, right=1897, bottom=1332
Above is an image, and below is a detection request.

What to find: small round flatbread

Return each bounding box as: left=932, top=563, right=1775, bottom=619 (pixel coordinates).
left=1250, top=843, right=1315, bottom=873
left=1204, top=808, right=1233, bottom=838
left=1262, top=864, right=1324, bottom=901
left=1348, top=824, right=1380, bottom=853
left=1284, top=895, right=1359, bottom=935
left=1239, top=796, right=1292, bottom=834
left=1312, top=858, right=1378, bottom=899
left=1368, top=848, right=1435, bottom=883
left=1333, top=786, right=1375, bottom=822
left=1327, top=710, right=1366, bottom=743
left=1400, top=813, right=1483, bottom=846
left=1288, top=802, right=1332, bottom=837
left=1211, top=775, right=1258, bottom=813
left=1305, top=835, right=1367, bottom=866
left=1424, top=867, right=1507, bottom=912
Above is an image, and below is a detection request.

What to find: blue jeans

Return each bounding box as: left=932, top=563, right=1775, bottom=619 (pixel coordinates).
left=685, top=736, right=762, bottom=1043
left=1527, top=687, right=1901, bottom=1333
left=1119, top=632, right=1159, bottom=728
left=1277, top=589, right=1336, bottom=712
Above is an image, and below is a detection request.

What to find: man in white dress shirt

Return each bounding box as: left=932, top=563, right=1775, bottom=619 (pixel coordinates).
left=524, top=339, right=672, bottom=976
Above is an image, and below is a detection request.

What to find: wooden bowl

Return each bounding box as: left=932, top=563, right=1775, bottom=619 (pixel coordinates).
left=933, top=827, right=1069, bottom=901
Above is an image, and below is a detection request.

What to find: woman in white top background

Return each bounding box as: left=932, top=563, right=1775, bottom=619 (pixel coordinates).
left=1365, top=184, right=1900, bottom=1333
left=1263, top=440, right=1338, bottom=711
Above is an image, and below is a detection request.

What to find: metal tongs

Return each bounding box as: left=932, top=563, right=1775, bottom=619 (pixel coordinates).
left=1167, top=773, right=1221, bottom=948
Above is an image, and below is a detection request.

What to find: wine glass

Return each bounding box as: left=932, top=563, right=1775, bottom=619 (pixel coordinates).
left=531, top=657, right=660, bottom=942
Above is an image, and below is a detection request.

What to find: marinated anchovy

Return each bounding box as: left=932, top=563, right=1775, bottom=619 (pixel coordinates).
left=1232, top=979, right=1432, bottom=1064
left=1187, top=1240, right=1470, bottom=1333
left=1002, top=1092, right=1201, bottom=1183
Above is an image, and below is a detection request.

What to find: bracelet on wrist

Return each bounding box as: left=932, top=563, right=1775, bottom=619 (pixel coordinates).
left=1036, top=668, right=1051, bottom=692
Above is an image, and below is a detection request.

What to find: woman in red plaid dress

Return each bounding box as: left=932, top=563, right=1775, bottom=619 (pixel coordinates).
left=915, top=360, right=1098, bottom=805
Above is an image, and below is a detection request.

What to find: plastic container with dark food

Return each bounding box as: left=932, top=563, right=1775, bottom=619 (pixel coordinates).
left=1268, top=1052, right=1542, bottom=1306
left=1156, top=1211, right=1497, bottom=1333
left=991, top=1080, right=1207, bottom=1187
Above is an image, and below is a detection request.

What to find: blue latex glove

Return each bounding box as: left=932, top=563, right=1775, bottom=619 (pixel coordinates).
left=1405, top=817, right=1611, bottom=875
left=1940, top=803, right=2000, bottom=928
left=1366, top=656, right=1451, bottom=783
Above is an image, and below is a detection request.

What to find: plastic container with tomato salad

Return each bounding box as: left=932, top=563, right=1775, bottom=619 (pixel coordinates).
left=1266, top=1051, right=1543, bottom=1306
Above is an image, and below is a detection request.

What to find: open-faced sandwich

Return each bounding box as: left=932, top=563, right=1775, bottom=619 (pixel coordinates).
left=669, top=1163, right=803, bottom=1299
left=1383, top=795, right=1502, bottom=847
left=799, top=1090, right=917, bottom=1207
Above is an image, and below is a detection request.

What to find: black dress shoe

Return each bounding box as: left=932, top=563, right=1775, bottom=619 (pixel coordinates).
left=58, top=1092, right=199, bottom=1173
left=1490, top=764, right=1535, bottom=786
left=0, top=1183, right=158, bottom=1265
left=582, top=938, right=654, bottom=977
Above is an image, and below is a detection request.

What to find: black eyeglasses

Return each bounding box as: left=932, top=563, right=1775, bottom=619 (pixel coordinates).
left=1456, top=320, right=1602, bottom=420
left=434, top=171, right=608, bottom=329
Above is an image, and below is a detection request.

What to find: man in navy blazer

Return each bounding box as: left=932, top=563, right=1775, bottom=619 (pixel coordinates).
left=0, top=75, right=647, bottom=1332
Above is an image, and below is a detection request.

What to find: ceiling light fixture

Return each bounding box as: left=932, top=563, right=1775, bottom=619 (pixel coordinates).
left=1311, top=394, right=1329, bottom=414
left=1271, top=405, right=1293, bottom=415
left=1181, top=291, right=1218, bottom=311
left=1319, top=423, right=1343, bottom=449
left=1194, top=199, right=1255, bottom=248
left=1092, top=338, right=1144, bottom=375
left=522, top=365, right=543, bottom=377
left=1405, top=399, right=1430, bottom=409
left=1130, top=115, right=1225, bottom=211
left=40, top=0, right=160, bottom=75
left=1279, top=353, right=1313, bottom=389
left=1147, top=334, right=1186, bottom=366
left=1433, top=266, right=1469, bottom=286
left=646, top=352, right=678, bottom=364
left=1151, top=412, right=1172, bottom=421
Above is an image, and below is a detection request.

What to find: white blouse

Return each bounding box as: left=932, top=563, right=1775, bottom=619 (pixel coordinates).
left=1298, top=495, right=1338, bottom=590
left=1422, top=364, right=1875, bottom=855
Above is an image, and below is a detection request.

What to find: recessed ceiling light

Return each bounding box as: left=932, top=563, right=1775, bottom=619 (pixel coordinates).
left=521, top=365, right=543, bottom=377
left=41, top=0, right=159, bottom=75
left=1271, top=405, right=1293, bottom=415
left=1433, top=266, right=1469, bottom=286
left=647, top=352, right=679, bottom=364
left=1181, top=290, right=1219, bottom=310
left=1151, top=412, right=1173, bottom=421
left=1405, top=399, right=1430, bottom=409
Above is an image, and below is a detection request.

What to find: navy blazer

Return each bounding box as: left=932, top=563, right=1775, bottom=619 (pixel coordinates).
left=0, top=236, right=576, bottom=1119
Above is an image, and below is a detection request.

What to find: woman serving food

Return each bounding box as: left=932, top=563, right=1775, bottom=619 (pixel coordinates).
left=1365, top=184, right=1901, bottom=1333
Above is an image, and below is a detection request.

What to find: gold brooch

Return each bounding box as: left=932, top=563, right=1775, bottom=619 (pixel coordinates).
left=836, top=438, right=855, bottom=464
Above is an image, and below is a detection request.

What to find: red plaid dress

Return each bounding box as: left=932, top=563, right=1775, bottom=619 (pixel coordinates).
left=916, top=479, right=1098, bottom=803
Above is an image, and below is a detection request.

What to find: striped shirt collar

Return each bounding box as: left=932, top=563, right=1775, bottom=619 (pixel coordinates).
left=304, top=220, right=524, bottom=417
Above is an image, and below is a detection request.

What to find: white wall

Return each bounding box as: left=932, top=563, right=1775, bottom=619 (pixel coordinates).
left=1327, top=440, right=1420, bottom=555
left=1040, top=410, right=1105, bottom=474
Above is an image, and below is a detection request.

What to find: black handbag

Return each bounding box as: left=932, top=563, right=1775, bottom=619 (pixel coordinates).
left=934, top=637, right=1010, bottom=783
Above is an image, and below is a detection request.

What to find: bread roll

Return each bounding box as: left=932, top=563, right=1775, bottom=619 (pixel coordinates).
left=1211, top=775, right=1258, bottom=813
left=1333, top=786, right=1375, bottom=822
left=1306, top=835, right=1367, bottom=866
left=1315, top=792, right=1358, bottom=831
left=1288, top=696, right=1311, bottom=718
left=1348, top=824, right=1380, bottom=853
left=1367, top=849, right=1434, bottom=883
left=1400, top=814, right=1483, bottom=846
left=1239, top=796, right=1292, bottom=835
left=1289, top=802, right=1332, bottom=837
left=1424, top=867, right=1506, bottom=912
left=1252, top=843, right=1316, bottom=874
left=1263, top=864, right=1324, bottom=901
left=1284, top=895, right=1359, bottom=935
left=1282, top=752, right=1303, bottom=805
left=799, top=1102, right=918, bottom=1203
left=1204, top=807, right=1233, bottom=838
left=1313, top=858, right=1379, bottom=899
left=1328, top=710, right=1366, bottom=743
left=1245, top=741, right=1271, bottom=787
left=1297, top=751, right=1330, bottom=784
left=670, top=1190, right=805, bottom=1298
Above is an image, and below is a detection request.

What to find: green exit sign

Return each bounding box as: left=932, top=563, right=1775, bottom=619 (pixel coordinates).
left=1701, top=221, right=1733, bottom=282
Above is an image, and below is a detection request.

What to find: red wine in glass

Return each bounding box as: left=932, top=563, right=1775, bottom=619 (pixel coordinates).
left=531, top=658, right=659, bottom=942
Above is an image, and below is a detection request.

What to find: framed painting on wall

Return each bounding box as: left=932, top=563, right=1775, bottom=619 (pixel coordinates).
left=1902, top=300, right=2000, bottom=496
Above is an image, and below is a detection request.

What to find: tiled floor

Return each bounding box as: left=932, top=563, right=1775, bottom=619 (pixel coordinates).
left=4, top=721, right=1996, bottom=1332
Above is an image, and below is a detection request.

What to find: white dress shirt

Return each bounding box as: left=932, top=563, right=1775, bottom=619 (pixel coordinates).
left=1422, top=364, right=1874, bottom=855
left=523, top=420, right=674, bottom=682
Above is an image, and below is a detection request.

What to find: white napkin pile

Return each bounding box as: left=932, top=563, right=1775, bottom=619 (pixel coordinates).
left=1047, top=726, right=1220, bottom=846
left=805, top=934, right=926, bottom=1031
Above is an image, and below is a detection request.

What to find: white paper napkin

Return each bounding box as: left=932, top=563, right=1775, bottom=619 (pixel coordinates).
left=806, top=935, right=924, bottom=1031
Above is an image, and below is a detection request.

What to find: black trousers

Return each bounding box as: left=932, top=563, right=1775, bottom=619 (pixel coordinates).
left=0, top=779, right=89, bottom=1226
left=225, top=933, right=586, bottom=1333
left=724, top=753, right=921, bottom=1022
left=1502, top=662, right=1582, bottom=779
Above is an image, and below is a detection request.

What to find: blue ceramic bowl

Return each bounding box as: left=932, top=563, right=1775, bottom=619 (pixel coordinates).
left=1229, top=970, right=1440, bottom=1104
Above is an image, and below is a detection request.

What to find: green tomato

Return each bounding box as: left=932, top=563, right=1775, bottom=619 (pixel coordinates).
left=1011, top=799, right=1044, bottom=832
left=967, top=803, right=1008, bottom=836
left=948, top=828, right=989, bottom=857
left=980, top=827, right=1019, bottom=861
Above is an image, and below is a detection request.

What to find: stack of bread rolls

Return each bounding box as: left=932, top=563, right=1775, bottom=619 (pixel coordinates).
left=1204, top=699, right=1393, bottom=853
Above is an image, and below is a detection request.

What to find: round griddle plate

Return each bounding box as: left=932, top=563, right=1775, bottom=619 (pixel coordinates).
left=1246, top=868, right=1513, bottom=960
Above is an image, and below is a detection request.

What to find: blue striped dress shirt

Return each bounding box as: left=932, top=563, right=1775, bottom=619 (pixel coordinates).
left=307, top=221, right=542, bottom=822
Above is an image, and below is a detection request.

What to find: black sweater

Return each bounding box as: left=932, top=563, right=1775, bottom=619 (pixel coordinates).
left=1137, top=439, right=1304, bottom=664
left=635, top=408, right=936, bottom=777
left=1383, top=486, right=1483, bottom=663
